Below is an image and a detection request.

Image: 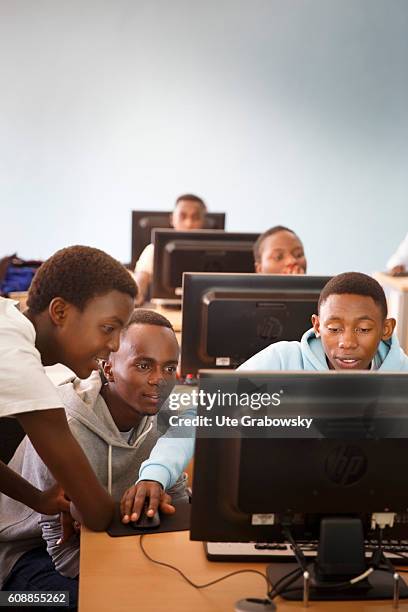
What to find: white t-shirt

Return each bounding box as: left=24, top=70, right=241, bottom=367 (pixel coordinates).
left=387, top=232, right=408, bottom=270
left=134, top=243, right=154, bottom=275
left=0, top=298, right=64, bottom=418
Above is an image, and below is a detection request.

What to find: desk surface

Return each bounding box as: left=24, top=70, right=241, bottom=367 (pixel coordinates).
left=152, top=304, right=182, bottom=332
left=79, top=528, right=408, bottom=611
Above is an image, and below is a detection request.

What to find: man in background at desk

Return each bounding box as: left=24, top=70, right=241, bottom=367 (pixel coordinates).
left=253, top=225, right=307, bottom=275
left=387, top=231, right=408, bottom=276
left=129, top=272, right=408, bottom=522
left=134, top=193, right=207, bottom=305
left=0, top=309, right=188, bottom=609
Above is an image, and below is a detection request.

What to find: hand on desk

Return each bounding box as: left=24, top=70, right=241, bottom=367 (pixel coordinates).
left=389, top=265, right=407, bottom=276
left=120, top=480, right=175, bottom=524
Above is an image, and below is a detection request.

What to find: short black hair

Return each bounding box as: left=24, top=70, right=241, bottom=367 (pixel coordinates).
left=27, top=245, right=137, bottom=315
left=318, top=272, right=387, bottom=319
left=253, top=225, right=298, bottom=262
left=174, top=194, right=207, bottom=212
left=122, top=308, right=174, bottom=334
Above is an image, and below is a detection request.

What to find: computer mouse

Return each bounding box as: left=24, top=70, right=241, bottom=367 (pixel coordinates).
left=130, top=503, right=160, bottom=530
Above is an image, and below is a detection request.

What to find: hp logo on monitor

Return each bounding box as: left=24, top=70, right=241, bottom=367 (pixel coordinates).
left=325, top=445, right=367, bottom=486
left=257, top=316, right=283, bottom=342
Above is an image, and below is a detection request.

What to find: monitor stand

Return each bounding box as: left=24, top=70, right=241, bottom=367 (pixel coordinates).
left=267, top=517, right=408, bottom=601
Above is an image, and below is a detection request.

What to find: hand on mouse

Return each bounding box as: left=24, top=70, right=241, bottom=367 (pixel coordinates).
left=120, top=480, right=175, bottom=524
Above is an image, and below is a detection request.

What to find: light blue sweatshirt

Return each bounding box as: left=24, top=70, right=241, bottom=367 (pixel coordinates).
left=137, top=329, right=408, bottom=488
left=239, top=328, right=408, bottom=373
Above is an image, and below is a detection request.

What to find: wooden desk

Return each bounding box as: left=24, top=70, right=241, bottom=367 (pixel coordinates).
left=8, top=291, right=28, bottom=311
left=373, top=272, right=408, bottom=353
left=153, top=304, right=182, bottom=332
left=79, top=529, right=408, bottom=611
left=153, top=304, right=182, bottom=345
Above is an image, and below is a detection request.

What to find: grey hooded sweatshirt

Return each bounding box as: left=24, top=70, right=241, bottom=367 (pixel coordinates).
left=0, top=371, right=187, bottom=587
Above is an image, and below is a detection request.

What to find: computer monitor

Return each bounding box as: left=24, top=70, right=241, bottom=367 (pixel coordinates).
left=151, top=230, right=259, bottom=301
left=130, top=210, right=226, bottom=268
left=190, top=370, right=408, bottom=601
left=180, top=273, right=331, bottom=377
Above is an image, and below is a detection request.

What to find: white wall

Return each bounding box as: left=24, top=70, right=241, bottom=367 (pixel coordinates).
left=1, top=0, right=407, bottom=274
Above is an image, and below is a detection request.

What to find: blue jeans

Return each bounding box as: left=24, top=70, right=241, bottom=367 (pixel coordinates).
left=3, top=547, right=78, bottom=611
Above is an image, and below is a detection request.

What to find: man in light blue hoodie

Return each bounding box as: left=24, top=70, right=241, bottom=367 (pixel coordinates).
left=239, top=271, right=408, bottom=372
left=130, top=272, right=408, bottom=519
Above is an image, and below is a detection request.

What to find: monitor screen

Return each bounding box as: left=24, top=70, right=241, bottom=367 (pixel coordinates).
left=130, top=210, right=226, bottom=268
left=190, top=370, right=408, bottom=544
left=151, top=230, right=259, bottom=301
left=180, top=273, right=331, bottom=377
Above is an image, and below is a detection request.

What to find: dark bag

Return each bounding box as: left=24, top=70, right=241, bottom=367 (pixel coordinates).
left=0, top=253, right=43, bottom=296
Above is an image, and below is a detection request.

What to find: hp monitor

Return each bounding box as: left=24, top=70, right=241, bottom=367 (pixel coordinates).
left=151, top=230, right=259, bottom=301
left=180, top=273, right=331, bottom=377
left=130, top=210, right=225, bottom=268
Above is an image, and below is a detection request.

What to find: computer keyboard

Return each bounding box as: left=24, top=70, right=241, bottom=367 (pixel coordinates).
left=205, top=540, right=408, bottom=565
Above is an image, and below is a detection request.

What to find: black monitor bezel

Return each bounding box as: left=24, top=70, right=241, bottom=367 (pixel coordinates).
left=190, top=370, right=408, bottom=543
left=180, top=272, right=332, bottom=377
left=151, top=229, right=259, bottom=300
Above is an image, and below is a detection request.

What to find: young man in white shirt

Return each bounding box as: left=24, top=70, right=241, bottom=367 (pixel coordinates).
left=134, top=194, right=207, bottom=304
left=0, top=245, right=136, bottom=531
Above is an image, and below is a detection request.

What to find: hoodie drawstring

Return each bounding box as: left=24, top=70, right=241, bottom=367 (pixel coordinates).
left=108, top=444, right=112, bottom=495
left=133, top=420, right=154, bottom=448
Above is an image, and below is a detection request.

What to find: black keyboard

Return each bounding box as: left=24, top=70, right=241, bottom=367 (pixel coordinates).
left=205, top=540, right=408, bottom=565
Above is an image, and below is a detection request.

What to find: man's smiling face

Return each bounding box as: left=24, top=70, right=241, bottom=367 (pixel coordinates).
left=107, top=322, right=179, bottom=419
left=312, top=293, right=395, bottom=370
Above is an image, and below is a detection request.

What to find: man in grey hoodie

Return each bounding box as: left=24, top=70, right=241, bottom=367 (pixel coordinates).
left=0, top=309, right=187, bottom=609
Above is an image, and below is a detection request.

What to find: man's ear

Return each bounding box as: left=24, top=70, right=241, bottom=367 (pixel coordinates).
left=382, top=317, right=396, bottom=340
left=103, top=360, right=115, bottom=383
left=311, top=313, right=320, bottom=337
left=254, top=261, right=261, bottom=273
left=169, top=212, right=174, bottom=228
left=48, top=298, right=71, bottom=327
